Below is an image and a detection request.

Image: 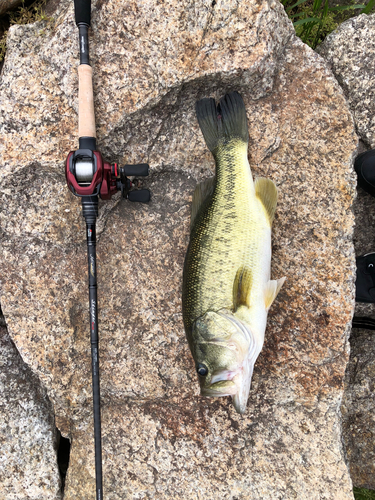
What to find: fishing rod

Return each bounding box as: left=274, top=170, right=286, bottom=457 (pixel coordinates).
left=65, top=1, right=150, bottom=498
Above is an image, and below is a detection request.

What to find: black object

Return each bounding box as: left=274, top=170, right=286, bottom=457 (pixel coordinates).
left=79, top=136, right=97, bottom=151
left=355, top=252, right=375, bottom=303
left=74, top=0, right=91, bottom=26
left=74, top=0, right=91, bottom=65
left=84, top=205, right=102, bottom=496
left=354, top=149, right=375, bottom=197
left=122, top=163, right=150, bottom=177
left=127, top=189, right=151, bottom=203
left=78, top=24, right=90, bottom=65
left=352, top=316, right=375, bottom=330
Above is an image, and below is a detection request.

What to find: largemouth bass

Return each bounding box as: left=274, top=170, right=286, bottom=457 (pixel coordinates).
left=182, top=92, right=285, bottom=414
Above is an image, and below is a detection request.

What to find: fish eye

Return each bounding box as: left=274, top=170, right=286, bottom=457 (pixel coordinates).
left=196, top=363, right=208, bottom=377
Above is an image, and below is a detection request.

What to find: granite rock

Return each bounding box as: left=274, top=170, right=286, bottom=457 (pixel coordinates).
left=317, top=14, right=375, bottom=149
left=0, top=0, right=358, bottom=497
left=0, top=325, right=62, bottom=499
left=342, top=326, right=375, bottom=491
left=318, top=17, right=375, bottom=489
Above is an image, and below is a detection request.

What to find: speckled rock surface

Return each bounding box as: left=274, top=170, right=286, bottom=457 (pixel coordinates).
left=337, top=178, right=375, bottom=490
left=0, top=325, right=61, bottom=499
left=317, top=14, right=375, bottom=149
left=0, top=0, right=358, bottom=498
left=342, top=325, right=375, bottom=491
left=318, top=17, right=375, bottom=489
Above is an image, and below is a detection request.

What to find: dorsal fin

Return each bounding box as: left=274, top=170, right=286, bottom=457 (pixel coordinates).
left=233, top=266, right=252, bottom=310
left=191, top=177, right=215, bottom=229
left=254, top=177, right=278, bottom=224
left=264, top=277, right=286, bottom=310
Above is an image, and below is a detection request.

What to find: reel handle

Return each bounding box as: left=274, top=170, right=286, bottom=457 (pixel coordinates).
left=128, top=189, right=151, bottom=203
left=122, top=164, right=149, bottom=177
left=74, top=0, right=91, bottom=26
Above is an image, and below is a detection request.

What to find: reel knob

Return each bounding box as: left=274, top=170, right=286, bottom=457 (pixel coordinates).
left=117, top=163, right=150, bottom=203
left=127, top=189, right=151, bottom=203
left=122, top=163, right=149, bottom=177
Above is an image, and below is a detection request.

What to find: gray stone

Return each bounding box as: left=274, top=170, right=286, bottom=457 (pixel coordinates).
left=352, top=166, right=375, bottom=322
left=0, top=0, right=358, bottom=497
left=341, top=175, right=375, bottom=491
left=0, top=325, right=62, bottom=499
left=318, top=17, right=375, bottom=489
left=342, top=326, right=375, bottom=491
left=317, top=14, right=375, bottom=149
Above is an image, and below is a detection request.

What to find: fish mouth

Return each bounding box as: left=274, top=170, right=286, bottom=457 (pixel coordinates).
left=200, top=311, right=259, bottom=414
left=201, top=366, right=254, bottom=414
left=231, top=363, right=255, bottom=414
left=201, top=368, right=241, bottom=397
left=201, top=379, right=238, bottom=397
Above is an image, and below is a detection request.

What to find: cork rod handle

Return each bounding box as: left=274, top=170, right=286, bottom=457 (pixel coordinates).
left=78, top=64, right=96, bottom=139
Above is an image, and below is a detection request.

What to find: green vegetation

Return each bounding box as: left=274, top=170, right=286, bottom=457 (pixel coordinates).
left=281, top=0, right=375, bottom=48
left=0, top=0, right=51, bottom=63
left=9, top=0, right=49, bottom=25
left=0, top=32, right=7, bottom=62
left=354, top=487, right=375, bottom=500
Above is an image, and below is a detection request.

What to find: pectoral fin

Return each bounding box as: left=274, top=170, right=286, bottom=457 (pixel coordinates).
left=233, top=266, right=252, bottom=310
left=255, top=177, right=278, bottom=224
left=191, top=177, right=215, bottom=229
left=264, top=277, right=286, bottom=310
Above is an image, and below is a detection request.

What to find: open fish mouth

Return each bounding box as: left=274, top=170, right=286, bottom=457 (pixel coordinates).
left=201, top=365, right=254, bottom=413
left=232, top=362, right=255, bottom=414
left=202, top=368, right=241, bottom=397
left=201, top=379, right=238, bottom=397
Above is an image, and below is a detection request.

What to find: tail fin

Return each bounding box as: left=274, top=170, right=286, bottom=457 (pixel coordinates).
left=195, top=92, right=249, bottom=152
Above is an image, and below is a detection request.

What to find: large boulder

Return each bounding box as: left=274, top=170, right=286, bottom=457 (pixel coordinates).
left=317, top=14, right=375, bottom=490
left=317, top=14, right=375, bottom=149
left=0, top=0, right=358, bottom=498
left=341, top=324, right=375, bottom=491
left=0, top=324, right=61, bottom=499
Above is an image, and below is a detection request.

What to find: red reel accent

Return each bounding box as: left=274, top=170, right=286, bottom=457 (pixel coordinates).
left=66, top=151, right=104, bottom=196
left=100, top=160, right=118, bottom=200
left=66, top=151, right=119, bottom=199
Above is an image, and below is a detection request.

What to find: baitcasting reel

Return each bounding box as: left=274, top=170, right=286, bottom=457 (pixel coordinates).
left=65, top=139, right=150, bottom=203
